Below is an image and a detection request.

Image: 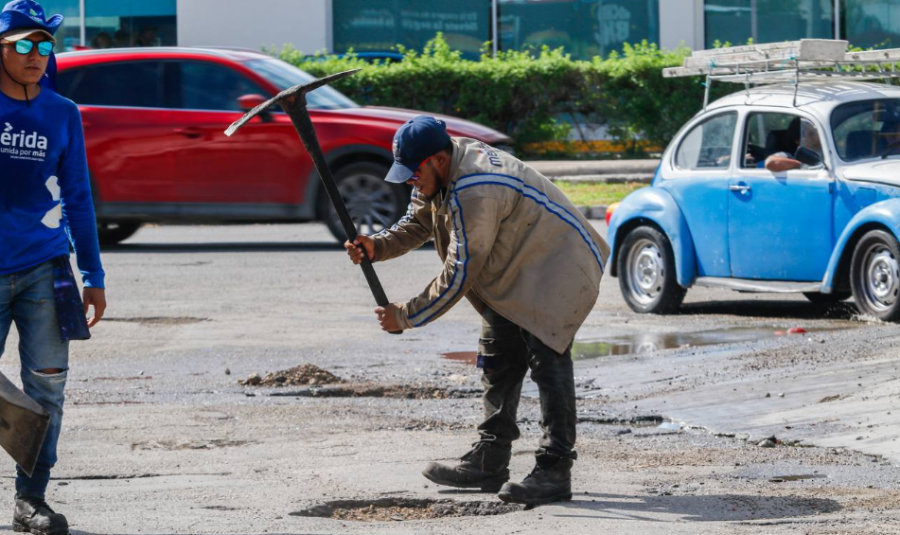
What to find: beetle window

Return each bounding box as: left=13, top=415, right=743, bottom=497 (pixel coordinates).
left=674, top=112, right=737, bottom=170
left=742, top=113, right=823, bottom=169
left=832, top=98, right=900, bottom=162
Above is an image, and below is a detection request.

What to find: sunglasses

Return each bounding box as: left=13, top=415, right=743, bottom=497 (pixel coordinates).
left=9, top=39, right=54, bottom=57
left=407, top=157, right=431, bottom=181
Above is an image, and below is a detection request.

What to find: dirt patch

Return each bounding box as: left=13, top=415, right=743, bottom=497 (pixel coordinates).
left=269, top=383, right=481, bottom=399
left=291, top=498, right=521, bottom=522
left=239, top=364, right=342, bottom=387
left=131, top=439, right=255, bottom=451
left=90, top=376, right=153, bottom=381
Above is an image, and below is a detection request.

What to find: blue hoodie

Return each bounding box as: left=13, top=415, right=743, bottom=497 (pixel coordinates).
left=0, top=87, right=105, bottom=288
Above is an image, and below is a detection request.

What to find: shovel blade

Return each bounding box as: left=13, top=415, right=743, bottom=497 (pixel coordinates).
left=0, top=372, right=49, bottom=477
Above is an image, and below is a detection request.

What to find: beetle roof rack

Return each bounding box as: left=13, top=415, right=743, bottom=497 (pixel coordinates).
left=664, top=39, right=900, bottom=108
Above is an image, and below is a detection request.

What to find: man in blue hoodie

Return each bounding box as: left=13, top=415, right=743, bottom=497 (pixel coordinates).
left=0, top=1, right=106, bottom=533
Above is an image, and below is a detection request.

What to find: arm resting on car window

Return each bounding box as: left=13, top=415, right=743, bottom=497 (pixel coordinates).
left=765, top=154, right=803, bottom=172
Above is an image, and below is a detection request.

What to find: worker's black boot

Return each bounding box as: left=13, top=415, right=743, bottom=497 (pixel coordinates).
left=422, top=442, right=511, bottom=492
left=13, top=496, right=69, bottom=535
left=498, top=455, right=573, bottom=506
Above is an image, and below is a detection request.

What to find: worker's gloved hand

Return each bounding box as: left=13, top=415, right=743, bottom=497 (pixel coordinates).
left=344, top=235, right=375, bottom=264
left=374, top=303, right=402, bottom=333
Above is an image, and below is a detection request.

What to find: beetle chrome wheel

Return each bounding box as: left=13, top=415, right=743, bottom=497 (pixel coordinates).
left=861, top=246, right=900, bottom=312
left=626, top=238, right=666, bottom=305
left=850, top=229, right=900, bottom=322
left=617, top=226, right=685, bottom=314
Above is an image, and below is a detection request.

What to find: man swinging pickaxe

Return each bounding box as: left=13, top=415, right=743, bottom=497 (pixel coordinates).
left=225, top=70, right=401, bottom=334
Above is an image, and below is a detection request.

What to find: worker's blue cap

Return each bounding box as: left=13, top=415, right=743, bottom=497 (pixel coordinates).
left=384, top=116, right=451, bottom=184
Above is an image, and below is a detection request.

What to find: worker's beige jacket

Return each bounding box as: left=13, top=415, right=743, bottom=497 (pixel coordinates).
left=372, top=138, right=610, bottom=353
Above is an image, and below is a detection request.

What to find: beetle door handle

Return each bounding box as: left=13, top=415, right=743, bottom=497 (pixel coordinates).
left=729, top=184, right=752, bottom=193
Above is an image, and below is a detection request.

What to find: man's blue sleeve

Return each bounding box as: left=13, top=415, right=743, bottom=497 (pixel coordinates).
left=58, top=105, right=105, bottom=288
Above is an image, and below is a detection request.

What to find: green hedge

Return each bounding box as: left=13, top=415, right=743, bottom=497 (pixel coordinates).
left=275, top=35, right=739, bottom=158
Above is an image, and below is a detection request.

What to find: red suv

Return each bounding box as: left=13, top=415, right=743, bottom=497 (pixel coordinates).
left=55, top=48, right=512, bottom=244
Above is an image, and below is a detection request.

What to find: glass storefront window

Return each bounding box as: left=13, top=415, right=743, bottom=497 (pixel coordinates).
left=35, top=1, right=81, bottom=51
left=705, top=0, right=833, bottom=48
left=499, top=0, right=659, bottom=60
left=333, top=0, right=491, bottom=60
left=845, top=0, right=900, bottom=49
left=85, top=0, right=176, bottom=49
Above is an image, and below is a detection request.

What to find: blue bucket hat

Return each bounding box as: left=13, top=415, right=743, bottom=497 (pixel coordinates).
left=385, top=116, right=452, bottom=184
left=0, top=0, right=63, bottom=90
left=0, top=0, right=62, bottom=42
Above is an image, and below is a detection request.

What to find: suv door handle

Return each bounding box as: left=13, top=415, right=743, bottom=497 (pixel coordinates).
left=174, top=127, right=204, bottom=139
left=729, top=183, right=751, bottom=193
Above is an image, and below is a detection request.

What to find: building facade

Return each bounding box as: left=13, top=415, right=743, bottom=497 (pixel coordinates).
left=39, top=0, right=900, bottom=58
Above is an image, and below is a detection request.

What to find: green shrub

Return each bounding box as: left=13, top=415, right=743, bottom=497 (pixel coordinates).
left=274, top=35, right=740, bottom=158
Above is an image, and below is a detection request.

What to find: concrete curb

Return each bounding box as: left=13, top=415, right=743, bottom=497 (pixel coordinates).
left=524, top=159, right=659, bottom=184
left=550, top=174, right=652, bottom=184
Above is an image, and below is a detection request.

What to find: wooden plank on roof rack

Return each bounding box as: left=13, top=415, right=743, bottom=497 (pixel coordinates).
left=844, top=48, right=900, bottom=62
left=683, top=40, right=847, bottom=70
left=689, top=40, right=802, bottom=57
left=712, top=70, right=900, bottom=83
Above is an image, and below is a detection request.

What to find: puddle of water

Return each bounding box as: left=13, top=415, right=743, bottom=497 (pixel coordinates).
left=441, top=351, right=478, bottom=365
left=573, top=325, right=853, bottom=360
left=656, top=421, right=683, bottom=431
left=769, top=474, right=827, bottom=483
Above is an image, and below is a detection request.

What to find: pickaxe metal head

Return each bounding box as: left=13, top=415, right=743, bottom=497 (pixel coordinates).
left=224, top=69, right=360, bottom=137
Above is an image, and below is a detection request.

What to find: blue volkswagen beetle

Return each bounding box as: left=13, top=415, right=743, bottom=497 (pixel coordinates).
left=608, top=81, right=900, bottom=321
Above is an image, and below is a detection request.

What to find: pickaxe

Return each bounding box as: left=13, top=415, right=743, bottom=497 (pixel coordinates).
left=225, top=70, right=401, bottom=333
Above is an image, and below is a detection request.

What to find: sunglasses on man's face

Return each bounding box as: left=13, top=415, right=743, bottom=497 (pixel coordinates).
left=10, top=39, right=54, bottom=57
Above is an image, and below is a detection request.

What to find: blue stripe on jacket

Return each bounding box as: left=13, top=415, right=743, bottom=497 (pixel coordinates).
left=455, top=173, right=605, bottom=272
left=409, top=192, right=469, bottom=326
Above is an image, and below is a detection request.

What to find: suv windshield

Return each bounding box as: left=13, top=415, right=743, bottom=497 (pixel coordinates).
left=244, top=58, right=358, bottom=110
left=832, top=98, right=900, bottom=162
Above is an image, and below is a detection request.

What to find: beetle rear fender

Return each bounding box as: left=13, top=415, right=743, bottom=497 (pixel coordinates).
left=607, top=186, right=697, bottom=287
left=822, top=198, right=900, bottom=293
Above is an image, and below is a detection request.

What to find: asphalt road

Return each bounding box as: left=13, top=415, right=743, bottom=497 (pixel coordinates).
left=1, top=222, right=899, bottom=535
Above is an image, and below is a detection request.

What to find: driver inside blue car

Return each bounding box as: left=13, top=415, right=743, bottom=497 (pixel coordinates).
left=765, top=117, right=824, bottom=172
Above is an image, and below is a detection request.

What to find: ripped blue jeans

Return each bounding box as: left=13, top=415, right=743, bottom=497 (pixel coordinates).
left=0, top=261, right=68, bottom=499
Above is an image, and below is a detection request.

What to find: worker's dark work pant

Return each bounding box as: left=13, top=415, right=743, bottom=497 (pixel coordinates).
left=476, top=307, right=577, bottom=462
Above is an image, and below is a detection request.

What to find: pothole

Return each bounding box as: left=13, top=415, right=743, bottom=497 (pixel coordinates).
left=577, top=413, right=665, bottom=427
left=291, top=498, right=521, bottom=522
left=103, top=316, right=209, bottom=325
left=375, top=420, right=470, bottom=432
left=269, top=384, right=481, bottom=399
left=131, top=439, right=255, bottom=451
left=769, top=474, right=828, bottom=483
